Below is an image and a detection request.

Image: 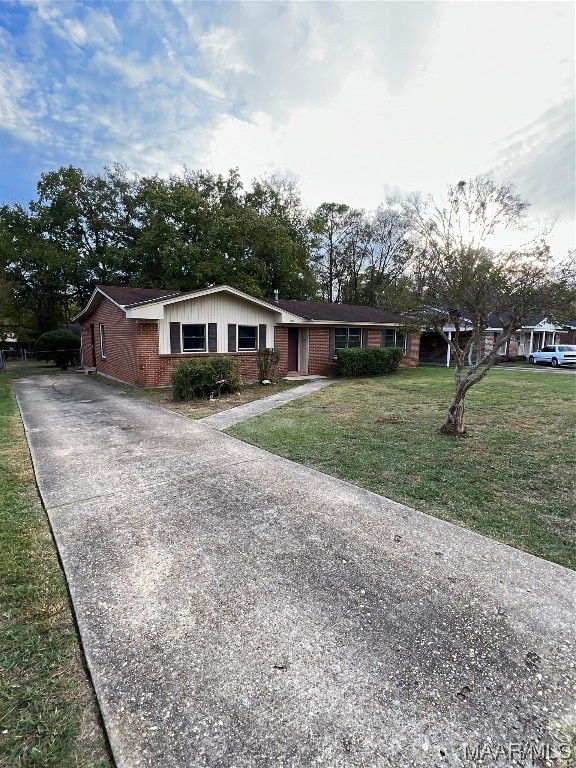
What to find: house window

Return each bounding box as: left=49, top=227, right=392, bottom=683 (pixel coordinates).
left=182, top=324, right=206, bottom=351
left=383, top=329, right=406, bottom=352
left=99, top=323, right=107, bottom=359
left=335, top=328, right=362, bottom=349
left=238, top=325, right=257, bottom=350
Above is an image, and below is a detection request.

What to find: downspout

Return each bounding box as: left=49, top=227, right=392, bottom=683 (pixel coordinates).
left=446, top=331, right=452, bottom=367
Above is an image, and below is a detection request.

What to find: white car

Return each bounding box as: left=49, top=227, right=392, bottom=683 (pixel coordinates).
left=528, top=345, right=576, bottom=367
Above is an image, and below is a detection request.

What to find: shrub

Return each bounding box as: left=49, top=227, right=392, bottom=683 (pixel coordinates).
left=335, top=347, right=404, bottom=377
left=256, top=348, right=281, bottom=383
left=33, top=330, right=81, bottom=369
left=172, top=357, right=240, bottom=401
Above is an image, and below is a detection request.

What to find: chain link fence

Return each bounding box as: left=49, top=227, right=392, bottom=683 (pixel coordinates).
left=0, top=347, right=82, bottom=372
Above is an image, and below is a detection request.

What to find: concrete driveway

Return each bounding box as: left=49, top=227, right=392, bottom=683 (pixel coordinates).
left=14, top=374, right=575, bottom=768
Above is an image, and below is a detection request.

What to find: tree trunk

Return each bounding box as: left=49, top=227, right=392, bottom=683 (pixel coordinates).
left=440, top=387, right=467, bottom=436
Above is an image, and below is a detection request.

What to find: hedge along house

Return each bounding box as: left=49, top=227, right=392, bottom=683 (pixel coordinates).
left=73, top=285, right=420, bottom=387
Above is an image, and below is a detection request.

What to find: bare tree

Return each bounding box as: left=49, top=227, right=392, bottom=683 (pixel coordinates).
left=310, top=202, right=412, bottom=306
left=404, top=176, right=567, bottom=436
left=361, top=203, right=412, bottom=308
left=310, top=203, right=364, bottom=303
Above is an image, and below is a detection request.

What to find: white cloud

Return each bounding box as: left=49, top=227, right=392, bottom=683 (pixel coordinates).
left=200, top=0, right=574, bottom=255
left=0, top=27, right=45, bottom=141
left=1, top=0, right=574, bottom=256
left=84, top=7, right=121, bottom=48
left=31, top=0, right=120, bottom=50
left=198, top=25, right=254, bottom=74
left=491, top=97, right=575, bottom=218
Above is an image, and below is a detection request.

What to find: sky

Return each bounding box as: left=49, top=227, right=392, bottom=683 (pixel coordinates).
left=0, top=0, right=574, bottom=256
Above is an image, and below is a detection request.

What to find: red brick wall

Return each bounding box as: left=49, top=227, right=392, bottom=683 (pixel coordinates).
left=82, top=304, right=422, bottom=387
left=274, top=326, right=420, bottom=376
left=308, top=328, right=334, bottom=375
left=367, top=329, right=381, bottom=347
left=79, top=299, right=140, bottom=385
left=80, top=303, right=262, bottom=387
left=137, top=323, right=162, bottom=387
left=403, top=333, right=420, bottom=368
left=139, top=346, right=261, bottom=387
left=274, top=327, right=289, bottom=376
left=368, top=328, right=420, bottom=368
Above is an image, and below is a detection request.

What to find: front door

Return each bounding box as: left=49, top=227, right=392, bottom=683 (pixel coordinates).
left=288, top=328, right=299, bottom=371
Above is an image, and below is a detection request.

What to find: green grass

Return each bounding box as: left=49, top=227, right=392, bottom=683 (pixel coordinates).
left=229, top=367, right=576, bottom=569
left=0, top=362, right=112, bottom=767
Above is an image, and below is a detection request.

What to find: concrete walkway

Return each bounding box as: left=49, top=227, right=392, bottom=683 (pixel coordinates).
left=199, top=378, right=335, bottom=430
left=14, top=375, right=576, bottom=768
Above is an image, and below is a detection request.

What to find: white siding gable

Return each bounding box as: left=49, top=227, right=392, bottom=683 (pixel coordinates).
left=159, top=293, right=278, bottom=354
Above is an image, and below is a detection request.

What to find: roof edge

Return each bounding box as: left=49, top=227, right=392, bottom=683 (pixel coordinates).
left=127, top=284, right=307, bottom=321
left=72, top=286, right=124, bottom=322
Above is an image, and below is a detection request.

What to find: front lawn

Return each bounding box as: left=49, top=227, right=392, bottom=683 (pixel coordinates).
left=229, top=367, right=575, bottom=569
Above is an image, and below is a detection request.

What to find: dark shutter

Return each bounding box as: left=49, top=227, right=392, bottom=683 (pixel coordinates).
left=361, top=329, right=368, bottom=348
left=329, top=329, right=335, bottom=358
left=380, top=329, right=386, bottom=348
left=406, top=333, right=411, bottom=357
left=170, top=322, right=181, bottom=353
left=208, top=323, right=217, bottom=352
left=258, top=324, right=267, bottom=349
left=228, top=324, right=237, bottom=352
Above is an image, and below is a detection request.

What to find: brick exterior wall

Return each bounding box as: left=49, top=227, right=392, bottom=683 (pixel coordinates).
left=274, top=326, right=335, bottom=376
left=137, top=322, right=163, bottom=387
left=403, top=333, right=420, bottom=368
left=82, top=298, right=421, bottom=386
left=81, top=297, right=263, bottom=387
left=274, top=327, right=289, bottom=377
left=275, top=326, right=420, bottom=376
left=139, top=332, right=261, bottom=388
left=367, top=329, right=382, bottom=347
left=79, top=299, right=141, bottom=385
left=308, top=328, right=334, bottom=375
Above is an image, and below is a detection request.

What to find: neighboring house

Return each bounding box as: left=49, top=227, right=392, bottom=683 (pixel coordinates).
left=560, top=322, right=576, bottom=345
left=73, top=285, right=420, bottom=387
left=0, top=331, right=18, bottom=348
left=419, top=316, right=505, bottom=367
left=419, top=314, right=567, bottom=367
left=515, top=316, right=567, bottom=357
left=0, top=324, right=33, bottom=351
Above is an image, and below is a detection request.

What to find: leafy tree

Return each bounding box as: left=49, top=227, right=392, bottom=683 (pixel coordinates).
left=34, top=329, right=80, bottom=369
left=31, top=164, right=142, bottom=300
left=245, top=174, right=317, bottom=299
left=1, top=164, right=145, bottom=336
left=2, top=165, right=319, bottom=333
left=132, top=169, right=317, bottom=299
left=0, top=203, right=74, bottom=333
left=130, top=173, right=218, bottom=289
left=403, top=176, right=566, bottom=436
